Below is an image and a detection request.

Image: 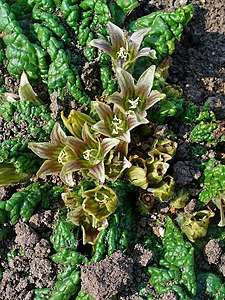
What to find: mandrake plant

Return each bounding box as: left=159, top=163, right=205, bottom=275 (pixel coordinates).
left=1, top=2, right=225, bottom=299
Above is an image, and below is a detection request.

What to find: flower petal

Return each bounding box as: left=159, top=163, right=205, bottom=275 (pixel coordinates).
left=116, top=67, right=135, bottom=98
left=136, top=65, right=156, bottom=99
left=128, top=113, right=148, bottom=131
left=89, top=39, right=113, bottom=56
left=115, top=140, right=128, bottom=156
left=92, top=101, right=112, bottom=121
left=92, top=121, right=111, bottom=137
left=61, top=110, right=95, bottom=139
left=63, top=136, right=85, bottom=156
left=129, top=28, right=150, bottom=53
left=28, top=142, right=60, bottom=159
left=61, top=160, right=85, bottom=176
left=50, top=122, right=67, bottom=144
left=101, top=138, right=120, bottom=157
left=68, top=207, right=84, bottom=226
left=107, top=92, right=125, bottom=111
left=136, top=48, right=157, bottom=59
left=60, top=171, right=75, bottom=187
left=82, top=123, right=97, bottom=145
left=88, top=161, right=105, bottom=183
left=107, top=22, right=126, bottom=52
left=146, top=90, right=166, bottom=110
left=37, top=160, right=61, bottom=177
left=119, top=131, right=131, bottom=143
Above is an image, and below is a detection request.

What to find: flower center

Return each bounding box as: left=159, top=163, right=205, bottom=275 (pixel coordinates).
left=111, top=115, right=124, bottom=135
left=128, top=96, right=140, bottom=110
left=83, top=149, right=98, bottom=161
left=58, top=146, right=73, bottom=165
left=117, top=47, right=129, bottom=60
left=96, top=192, right=110, bottom=204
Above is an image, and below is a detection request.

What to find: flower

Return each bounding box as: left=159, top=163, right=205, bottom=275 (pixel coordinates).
left=61, top=109, right=95, bottom=139
left=68, top=206, right=108, bottom=245
left=138, top=190, right=155, bottom=214
left=176, top=210, right=215, bottom=242
left=92, top=101, right=147, bottom=143
left=105, top=150, right=132, bottom=182
left=61, top=123, right=119, bottom=183
left=107, top=65, right=165, bottom=121
left=28, top=123, right=75, bottom=186
left=147, top=160, right=170, bottom=184
left=62, top=185, right=117, bottom=245
left=82, top=185, right=118, bottom=221
left=147, top=175, right=175, bottom=202
left=90, top=22, right=156, bottom=70
left=126, top=155, right=148, bottom=189
left=153, top=139, right=177, bottom=157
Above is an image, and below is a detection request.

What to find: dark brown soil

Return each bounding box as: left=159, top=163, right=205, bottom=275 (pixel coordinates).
left=0, top=0, right=224, bottom=299
left=0, top=212, right=58, bottom=300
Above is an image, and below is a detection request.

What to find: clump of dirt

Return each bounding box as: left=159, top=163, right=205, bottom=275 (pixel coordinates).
left=80, top=251, right=134, bottom=300
left=81, top=246, right=153, bottom=300
left=0, top=211, right=58, bottom=300
left=173, top=160, right=201, bottom=186
left=204, top=239, right=225, bottom=278
left=205, top=239, right=222, bottom=265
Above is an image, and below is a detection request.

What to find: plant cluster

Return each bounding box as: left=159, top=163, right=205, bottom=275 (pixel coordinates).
left=1, top=2, right=225, bottom=300
left=27, top=20, right=169, bottom=244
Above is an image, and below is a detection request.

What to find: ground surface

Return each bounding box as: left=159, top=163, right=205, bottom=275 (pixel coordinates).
left=0, top=0, right=224, bottom=299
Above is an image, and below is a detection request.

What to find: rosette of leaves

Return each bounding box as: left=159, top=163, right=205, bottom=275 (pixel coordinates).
left=196, top=272, right=225, bottom=300
left=0, top=1, right=39, bottom=79
left=111, top=0, right=139, bottom=16
left=147, top=58, right=198, bottom=124
left=0, top=0, right=91, bottom=105
left=62, top=185, right=118, bottom=244
left=51, top=0, right=80, bottom=35
left=78, top=0, right=111, bottom=61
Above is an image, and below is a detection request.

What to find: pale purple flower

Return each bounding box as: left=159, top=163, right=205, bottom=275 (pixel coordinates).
left=90, top=22, right=156, bottom=70
left=107, top=65, right=165, bottom=121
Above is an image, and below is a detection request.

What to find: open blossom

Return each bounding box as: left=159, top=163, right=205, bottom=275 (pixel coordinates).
left=28, top=123, right=76, bottom=186
left=107, top=65, right=165, bottom=121
left=90, top=22, right=156, bottom=70
left=61, top=123, right=119, bottom=183
left=91, top=101, right=148, bottom=143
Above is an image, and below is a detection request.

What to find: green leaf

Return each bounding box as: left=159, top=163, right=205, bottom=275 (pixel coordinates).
left=127, top=4, right=194, bottom=62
